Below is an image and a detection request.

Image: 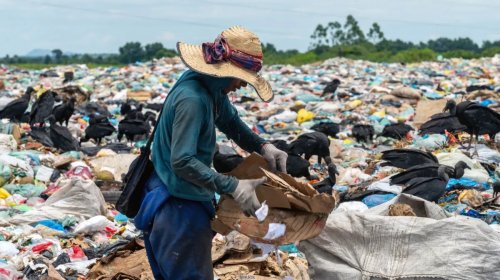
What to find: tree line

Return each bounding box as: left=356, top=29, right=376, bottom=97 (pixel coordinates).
left=264, top=15, right=500, bottom=64
left=0, top=42, right=177, bottom=65
left=1, top=15, right=499, bottom=67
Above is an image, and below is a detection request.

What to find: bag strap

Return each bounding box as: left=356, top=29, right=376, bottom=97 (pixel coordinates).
left=143, top=100, right=164, bottom=151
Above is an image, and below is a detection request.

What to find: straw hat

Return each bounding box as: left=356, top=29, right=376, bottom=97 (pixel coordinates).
left=177, top=26, right=273, bottom=102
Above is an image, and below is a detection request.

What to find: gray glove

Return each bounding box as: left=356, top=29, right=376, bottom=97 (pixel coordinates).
left=231, top=177, right=267, bottom=216
left=261, top=143, right=288, bottom=173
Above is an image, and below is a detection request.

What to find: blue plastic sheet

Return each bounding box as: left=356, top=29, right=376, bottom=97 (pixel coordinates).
left=446, top=178, right=490, bottom=191
left=33, top=220, right=65, bottom=232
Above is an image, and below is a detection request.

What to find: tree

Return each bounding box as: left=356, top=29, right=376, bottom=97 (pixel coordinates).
left=144, top=42, right=165, bottom=60
left=51, top=49, right=63, bottom=63
left=343, top=15, right=366, bottom=44
left=310, top=24, right=329, bottom=49
left=367, top=23, right=385, bottom=44
left=44, top=55, right=52, bottom=64
left=154, top=48, right=177, bottom=58
left=119, top=42, right=145, bottom=63
left=327, top=21, right=345, bottom=46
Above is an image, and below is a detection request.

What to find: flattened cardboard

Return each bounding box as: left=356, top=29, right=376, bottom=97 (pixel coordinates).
left=215, top=153, right=336, bottom=244
left=213, top=197, right=328, bottom=245
left=413, top=99, right=448, bottom=129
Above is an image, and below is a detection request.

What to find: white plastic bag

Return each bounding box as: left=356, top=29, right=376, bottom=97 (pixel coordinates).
left=0, top=241, right=19, bottom=257
left=74, top=215, right=115, bottom=234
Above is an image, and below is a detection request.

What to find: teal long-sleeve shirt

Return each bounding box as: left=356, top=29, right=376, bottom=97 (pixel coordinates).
left=151, top=71, right=266, bottom=202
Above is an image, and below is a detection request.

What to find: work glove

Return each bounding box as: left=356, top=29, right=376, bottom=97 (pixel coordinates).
left=231, top=177, right=267, bottom=217
left=261, top=143, right=288, bottom=173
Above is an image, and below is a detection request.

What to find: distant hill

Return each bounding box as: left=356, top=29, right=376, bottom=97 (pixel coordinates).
left=25, top=49, right=78, bottom=58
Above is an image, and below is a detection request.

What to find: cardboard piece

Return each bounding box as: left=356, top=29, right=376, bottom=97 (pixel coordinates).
left=413, top=99, right=448, bottom=129
left=212, top=153, right=337, bottom=245
left=127, top=90, right=152, bottom=102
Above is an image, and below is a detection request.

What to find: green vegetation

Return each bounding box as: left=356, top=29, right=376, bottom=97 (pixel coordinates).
left=1, top=15, right=499, bottom=67
left=263, top=15, right=500, bottom=65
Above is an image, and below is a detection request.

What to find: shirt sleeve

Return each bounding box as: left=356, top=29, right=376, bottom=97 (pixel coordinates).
left=170, top=96, right=238, bottom=194
left=216, top=96, right=266, bottom=153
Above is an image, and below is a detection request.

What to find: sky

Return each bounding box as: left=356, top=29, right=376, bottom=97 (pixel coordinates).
left=1, top=0, right=499, bottom=56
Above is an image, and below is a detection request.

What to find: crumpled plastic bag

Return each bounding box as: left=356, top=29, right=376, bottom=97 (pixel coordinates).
left=471, top=144, right=500, bottom=165
left=367, top=177, right=402, bottom=194
left=6, top=177, right=107, bottom=225
left=268, top=110, right=297, bottom=124
left=296, top=109, right=315, bottom=124
left=74, top=215, right=116, bottom=234
left=335, top=201, right=368, bottom=213
left=0, top=241, right=19, bottom=257
left=0, top=134, right=17, bottom=153
left=412, top=134, right=447, bottom=151
left=390, top=86, right=421, bottom=99
left=0, top=155, right=34, bottom=178
left=339, top=168, right=372, bottom=185
left=458, top=189, right=484, bottom=208
left=362, top=193, right=397, bottom=208
left=3, top=184, right=44, bottom=198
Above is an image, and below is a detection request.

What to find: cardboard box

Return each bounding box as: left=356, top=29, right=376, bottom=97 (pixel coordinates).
left=212, top=153, right=337, bottom=245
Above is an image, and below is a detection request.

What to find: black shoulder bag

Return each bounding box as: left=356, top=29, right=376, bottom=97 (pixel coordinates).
left=116, top=104, right=165, bottom=218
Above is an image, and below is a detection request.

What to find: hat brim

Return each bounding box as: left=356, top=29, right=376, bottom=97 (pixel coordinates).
left=177, top=42, right=273, bottom=102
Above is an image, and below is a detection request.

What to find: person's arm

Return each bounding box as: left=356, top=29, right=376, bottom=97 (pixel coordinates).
left=216, top=97, right=266, bottom=153
left=170, top=96, right=238, bottom=194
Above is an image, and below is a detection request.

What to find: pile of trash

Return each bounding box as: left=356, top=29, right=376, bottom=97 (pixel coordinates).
left=0, top=54, right=499, bottom=279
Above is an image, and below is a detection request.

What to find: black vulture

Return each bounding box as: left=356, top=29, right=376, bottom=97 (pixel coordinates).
left=289, top=132, right=333, bottom=165
left=380, top=123, right=414, bottom=140
left=390, top=161, right=470, bottom=186
left=321, top=79, right=341, bottom=97
left=120, top=102, right=132, bottom=116
left=29, top=90, right=58, bottom=126
left=402, top=165, right=450, bottom=202
left=419, top=111, right=467, bottom=135
left=269, top=139, right=290, bottom=153
left=48, top=117, right=80, bottom=152
left=270, top=139, right=315, bottom=180
left=144, top=111, right=158, bottom=127
left=28, top=127, right=54, bottom=147
left=77, top=102, right=110, bottom=117
left=381, top=148, right=438, bottom=169
left=494, top=181, right=500, bottom=197
left=466, top=85, right=492, bottom=92
left=444, top=100, right=500, bottom=151
left=311, top=122, right=340, bottom=138
left=286, top=154, right=314, bottom=179
left=52, top=97, right=76, bottom=126
left=352, top=124, right=375, bottom=143
left=121, top=101, right=144, bottom=120
left=117, top=119, right=150, bottom=142
left=63, top=72, right=74, bottom=84
left=312, top=163, right=339, bottom=195
left=81, top=115, right=116, bottom=145
left=0, top=87, right=33, bottom=122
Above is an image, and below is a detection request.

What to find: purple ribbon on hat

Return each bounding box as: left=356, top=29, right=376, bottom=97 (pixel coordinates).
left=202, top=35, right=263, bottom=72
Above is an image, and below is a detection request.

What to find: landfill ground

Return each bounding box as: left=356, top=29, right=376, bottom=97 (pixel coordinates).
left=0, top=55, right=499, bottom=279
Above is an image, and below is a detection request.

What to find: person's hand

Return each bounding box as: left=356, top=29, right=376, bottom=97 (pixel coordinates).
left=261, top=143, right=288, bottom=173
left=231, top=177, right=267, bottom=216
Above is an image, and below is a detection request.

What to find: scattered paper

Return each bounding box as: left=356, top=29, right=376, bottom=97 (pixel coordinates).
left=263, top=223, right=286, bottom=240
left=255, top=201, right=269, bottom=222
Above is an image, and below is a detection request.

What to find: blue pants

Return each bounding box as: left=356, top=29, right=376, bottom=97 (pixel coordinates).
left=134, top=172, right=215, bottom=280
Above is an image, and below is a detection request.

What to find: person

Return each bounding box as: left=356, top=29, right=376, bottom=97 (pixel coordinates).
left=133, top=26, right=288, bottom=279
